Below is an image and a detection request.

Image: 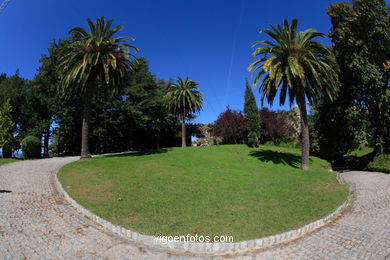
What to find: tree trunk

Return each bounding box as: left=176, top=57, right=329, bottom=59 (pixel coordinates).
left=57, top=126, right=61, bottom=157
left=181, top=110, right=186, bottom=147
left=80, top=81, right=94, bottom=160
left=43, top=124, right=50, bottom=158
left=3, top=146, right=11, bottom=158
left=298, top=93, right=310, bottom=171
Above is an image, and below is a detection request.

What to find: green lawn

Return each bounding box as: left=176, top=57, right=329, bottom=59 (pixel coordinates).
left=58, top=144, right=348, bottom=241
left=346, top=147, right=373, bottom=157
left=0, top=158, right=19, bottom=165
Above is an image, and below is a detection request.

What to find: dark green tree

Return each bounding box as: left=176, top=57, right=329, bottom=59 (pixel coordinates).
left=0, top=71, right=29, bottom=157
left=243, top=79, right=261, bottom=147
left=52, top=57, right=180, bottom=155
left=327, top=0, right=390, bottom=154
left=0, top=100, right=14, bottom=158
left=20, top=46, right=59, bottom=157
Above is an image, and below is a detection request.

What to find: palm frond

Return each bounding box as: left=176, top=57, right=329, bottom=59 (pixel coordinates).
left=248, top=18, right=339, bottom=107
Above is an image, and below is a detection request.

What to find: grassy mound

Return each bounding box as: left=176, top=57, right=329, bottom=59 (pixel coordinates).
left=58, top=145, right=347, bottom=241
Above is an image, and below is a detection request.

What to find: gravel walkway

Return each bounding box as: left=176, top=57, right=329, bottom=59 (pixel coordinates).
left=0, top=157, right=389, bottom=259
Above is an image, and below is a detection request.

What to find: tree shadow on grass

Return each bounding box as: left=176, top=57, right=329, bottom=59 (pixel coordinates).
left=102, top=148, right=170, bottom=158
left=249, top=150, right=301, bottom=168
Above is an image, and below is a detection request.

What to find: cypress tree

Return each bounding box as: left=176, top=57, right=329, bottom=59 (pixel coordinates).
left=244, top=79, right=261, bottom=147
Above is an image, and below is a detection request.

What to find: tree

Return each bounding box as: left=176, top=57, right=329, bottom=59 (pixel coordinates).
left=0, top=99, right=14, bottom=158
left=259, top=108, right=297, bottom=144
left=166, top=77, right=203, bottom=147
left=244, top=79, right=261, bottom=147
left=248, top=19, right=339, bottom=170
left=327, top=0, right=390, bottom=154
left=0, top=71, right=29, bottom=157
left=57, top=17, right=138, bottom=159
left=51, top=55, right=180, bottom=156
left=213, top=107, right=247, bottom=144
left=20, top=47, right=59, bottom=158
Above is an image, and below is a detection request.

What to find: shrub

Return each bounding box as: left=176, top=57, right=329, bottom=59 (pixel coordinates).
left=21, top=136, right=41, bottom=159
left=259, top=108, right=298, bottom=144
left=247, top=131, right=259, bottom=147
left=367, top=154, right=390, bottom=173
left=212, top=107, right=247, bottom=144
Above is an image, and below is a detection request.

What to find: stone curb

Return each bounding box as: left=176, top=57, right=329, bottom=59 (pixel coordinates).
left=53, top=169, right=351, bottom=254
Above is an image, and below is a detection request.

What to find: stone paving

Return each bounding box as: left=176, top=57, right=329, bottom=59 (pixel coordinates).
left=0, top=157, right=389, bottom=259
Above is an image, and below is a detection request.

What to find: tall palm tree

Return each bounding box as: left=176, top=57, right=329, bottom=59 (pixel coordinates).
left=58, top=17, right=138, bottom=159
left=248, top=19, right=339, bottom=170
left=166, top=77, right=203, bottom=147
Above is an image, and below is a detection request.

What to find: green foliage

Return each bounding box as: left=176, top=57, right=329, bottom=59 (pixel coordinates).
left=248, top=18, right=339, bottom=107
left=0, top=99, right=15, bottom=155
left=0, top=71, right=29, bottom=157
left=166, top=77, right=203, bottom=117
left=58, top=17, right=138, bottom=92
left=244, top=79, right=260, bottom=147
left=311, top=101, right=369, bottom=161
left=367, top=154, right=390, bottom=173
left=327, top=0, right=390, bottom=153
left=54, top=57, right=180, bottom=155
left=166, top=77, right=203, bottom=147
left=247, top=131, right=258, bottom=147
left=21, top=136, right=41, bottom=159
left=59, top=144, right=347, bottom=241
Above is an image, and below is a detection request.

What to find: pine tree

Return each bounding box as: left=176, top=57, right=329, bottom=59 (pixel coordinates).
left=244, top=79, right=261, bottom=147
left=0, top=99, right=15, bottom=158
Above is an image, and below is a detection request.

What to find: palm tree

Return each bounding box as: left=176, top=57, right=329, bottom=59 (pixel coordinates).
left=58, top=17, right=138, bottom=159
left=248, top=19, right=339, bottom=170
left=166, top=77, right=203, bottom=147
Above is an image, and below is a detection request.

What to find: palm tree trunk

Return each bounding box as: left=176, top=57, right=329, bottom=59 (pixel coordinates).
left=181, top=110, right=186, bottom=147
left=298, top=93, right=310, bottom=170
left=80, top=81, right=94, bottom=160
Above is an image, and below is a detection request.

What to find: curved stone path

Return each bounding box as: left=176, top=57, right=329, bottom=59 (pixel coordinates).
left=0, top=157, right=389, bottom=259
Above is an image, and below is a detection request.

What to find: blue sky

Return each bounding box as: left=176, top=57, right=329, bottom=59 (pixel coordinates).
left=1, top=0, right=344, bottom=123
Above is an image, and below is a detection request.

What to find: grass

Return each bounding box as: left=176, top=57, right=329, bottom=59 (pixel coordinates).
left=58, top=144, right=348, bottom=241
left=0, top=158, right=19, bottom=165
left=346, top=147, right=373, bottom=157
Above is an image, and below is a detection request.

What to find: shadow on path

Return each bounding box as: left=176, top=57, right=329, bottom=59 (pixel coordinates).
left=249, top=150, right=301, bottom=168
left=0, top=190, right=12, bottom=193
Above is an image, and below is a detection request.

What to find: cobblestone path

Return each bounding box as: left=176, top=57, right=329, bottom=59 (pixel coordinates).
left=0, top=157, right=389, bottom=259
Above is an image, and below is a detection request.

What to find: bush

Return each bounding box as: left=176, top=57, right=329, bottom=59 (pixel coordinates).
left=247, top=131, right=259, bottom=147
left=21, top=136, right=41, bottom=159
left=259, top=108, right=298, bottom=144
left=367, top=154, right=390, bottom=173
